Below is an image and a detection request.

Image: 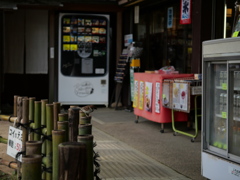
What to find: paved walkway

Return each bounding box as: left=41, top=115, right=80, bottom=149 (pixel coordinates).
left=93, top=127, right=192, bottom=180
left=91, top=107, right=206, bottom=180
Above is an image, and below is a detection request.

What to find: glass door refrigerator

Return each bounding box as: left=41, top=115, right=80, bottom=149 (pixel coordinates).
left=58, top=13, right=109, bottom=106
left=202, top=37, right=240, bottom=180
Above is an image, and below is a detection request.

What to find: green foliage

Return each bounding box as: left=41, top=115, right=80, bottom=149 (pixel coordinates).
left=0, top=170, right=17, bottom=180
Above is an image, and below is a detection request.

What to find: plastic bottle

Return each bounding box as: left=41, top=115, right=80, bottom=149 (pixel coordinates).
left=234, top=94, right=237, bottom=118
left=223, top=93, right=227, bottom=112
left=221, top=125, right=227, bottom=150
left=220, top=93, right=224, bottom=113
left=219, top=71, right=224, bottom=86
left=223, top=71, right=227, bottom=84
left=234, top=71, right=238, bottom=89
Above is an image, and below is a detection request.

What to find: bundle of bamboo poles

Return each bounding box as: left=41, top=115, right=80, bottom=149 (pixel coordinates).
left=0, top=95, right=99, bottom=180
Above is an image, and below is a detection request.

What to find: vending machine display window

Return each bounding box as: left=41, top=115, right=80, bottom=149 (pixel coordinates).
left=60, top=14, right=108, bottom=77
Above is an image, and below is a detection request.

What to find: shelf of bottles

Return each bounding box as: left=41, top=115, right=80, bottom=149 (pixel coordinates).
left=208, top=63, right=240, bottom=158
left=230, top=69, right=240, bottom=157
left=211, top=67, right=228, bottom=151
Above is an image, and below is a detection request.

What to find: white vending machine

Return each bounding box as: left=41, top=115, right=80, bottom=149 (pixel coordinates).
left=202, top=37, right=240, bottom=180
left=58, top=13, right=109, bottom=106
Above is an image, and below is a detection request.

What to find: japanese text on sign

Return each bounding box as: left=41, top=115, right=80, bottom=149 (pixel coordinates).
left=7, top=126, right=23, bottom=162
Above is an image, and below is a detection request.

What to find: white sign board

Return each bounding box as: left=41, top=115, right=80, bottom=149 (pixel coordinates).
left=7, top=126, right=23, bottom=162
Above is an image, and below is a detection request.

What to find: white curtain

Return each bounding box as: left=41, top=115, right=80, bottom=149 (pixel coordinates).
left=25, top=10, right=48, bottom=74
left=4, top=10, right=25, bottom=74
left=4, top=10, right=48, bottom=74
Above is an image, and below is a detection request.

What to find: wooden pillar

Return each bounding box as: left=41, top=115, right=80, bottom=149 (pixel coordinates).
left=68, top=107, right=80, bottom=142
left=58, top=142, right=87, bottom=180
left=191, top=0, right=213, bottom=73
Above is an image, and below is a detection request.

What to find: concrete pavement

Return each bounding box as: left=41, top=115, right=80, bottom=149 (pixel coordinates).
left=91, top=107, right=206, bottom=180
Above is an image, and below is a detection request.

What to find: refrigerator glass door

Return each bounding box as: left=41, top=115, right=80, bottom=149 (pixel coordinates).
left=205, top=62, right=228, bottom=154
left=228, top=63, right=240, bottom=157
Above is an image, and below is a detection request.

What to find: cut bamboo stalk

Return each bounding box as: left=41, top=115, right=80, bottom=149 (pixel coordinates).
left=22, top=155, right=42, bottom=180
left=21, top=98, right=29, bottom=153
left=77, top=135, right=94, bottom=180
left=46, top=104, right=54, bottom=180
left=52, top=130, right=66, bottom=180
left=14, top=95, right=19, bottom=117
left=34, top=101, right=41, bottom=141
left=58, top=113, right=68, bottom=122
left=78, top=124, right=92, bottom=135
left=29, top=97, right=36, bottom=141
left=0, top=136, right=8, bottom=144
left=0, top=115, right=17, bottom=122
left=26, top=141, right=42, bottom=155
left=0, top=159, right=18, bottom=169
left=79, top=116, right=91, bottom=125
left=58, top=121, right=69, bottom=142
left=29, top=97, right=35, bottom=122
left=16, top=96, right=23, bottom=128
left=53, top=102, right=61, bottom=130
left=41, top=99, right=48, bottom=180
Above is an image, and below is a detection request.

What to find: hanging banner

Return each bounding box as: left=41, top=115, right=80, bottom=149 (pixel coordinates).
left=180, top=0, right=191, bottom=24
left=167, top=7, right=173, bottom=28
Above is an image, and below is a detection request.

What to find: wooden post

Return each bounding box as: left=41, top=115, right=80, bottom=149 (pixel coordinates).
left=68, top=107, right=80, bottom=142
left=58, top=142, right=87, bottom=180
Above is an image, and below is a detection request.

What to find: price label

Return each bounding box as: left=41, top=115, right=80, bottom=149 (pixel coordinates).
left=222, top=83, right=227, bottom=90
left=7, top=126, right=23, bottom=162
left=222, top=112, right=227, bottom=119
